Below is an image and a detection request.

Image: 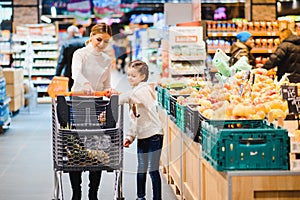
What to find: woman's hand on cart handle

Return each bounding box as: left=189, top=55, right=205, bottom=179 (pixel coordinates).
left=123, top=139, right=131, bottom=148
left=83, top=82, right=94, bottom=95
left=69, top=90, right=111, bottom=97
left=105, top=88, right=121, bottom=97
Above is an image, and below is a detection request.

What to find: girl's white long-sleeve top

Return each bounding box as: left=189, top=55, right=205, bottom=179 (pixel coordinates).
left=71, top=43, right=112, bottom=91
left=120, top=82, right=163, bottom=142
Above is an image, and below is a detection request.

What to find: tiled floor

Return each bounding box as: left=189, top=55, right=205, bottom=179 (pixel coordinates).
left=0, top=69, right=177, bottom=200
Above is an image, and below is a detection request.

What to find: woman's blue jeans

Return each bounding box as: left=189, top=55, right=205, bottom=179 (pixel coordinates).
left=137, top=134, right=163, bottom=200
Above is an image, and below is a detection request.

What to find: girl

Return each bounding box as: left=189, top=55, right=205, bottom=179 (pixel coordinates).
left=121, top=60, right=164, bottom=200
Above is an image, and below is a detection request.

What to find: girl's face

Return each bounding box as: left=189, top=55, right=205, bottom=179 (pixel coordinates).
left=127, top=67, right=146, bottom=87
left=91, top=33, right=111, bottom=52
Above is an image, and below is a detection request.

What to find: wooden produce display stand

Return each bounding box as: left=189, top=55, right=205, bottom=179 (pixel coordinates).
left=201, top=159, right=300, bottom=200
left=159, top=106, right=300, bottom=200
left=158, top=107, right=201, bottom=200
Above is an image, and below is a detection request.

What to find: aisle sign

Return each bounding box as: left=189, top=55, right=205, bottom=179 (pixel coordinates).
left=281, top=85, right=299, bottom=114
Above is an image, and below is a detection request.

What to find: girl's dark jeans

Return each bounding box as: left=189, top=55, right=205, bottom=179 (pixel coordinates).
left=137, top=134, right=163, bottom=200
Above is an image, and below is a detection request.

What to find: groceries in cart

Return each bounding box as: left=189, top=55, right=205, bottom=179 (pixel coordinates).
left=63, top=134, right=110, bottom=167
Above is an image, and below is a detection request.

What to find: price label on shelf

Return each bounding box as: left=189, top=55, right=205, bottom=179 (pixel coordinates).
left=222, top=33, right=228, bottom=36
left=212, top=33, right=217, bottom=37
left=268, top=49, right=273, bottom=53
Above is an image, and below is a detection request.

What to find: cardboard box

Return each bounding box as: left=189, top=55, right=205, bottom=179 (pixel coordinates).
left=9, top=94, right=23, bottom=112
left=3, top=68, right=24, bottom=84
left=6, top=83, right=24, bottom=97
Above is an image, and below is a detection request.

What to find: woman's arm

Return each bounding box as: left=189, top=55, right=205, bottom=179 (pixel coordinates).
left=102, top=64, right=112, bottom=90
left=71, top=50, right=90, bottom=91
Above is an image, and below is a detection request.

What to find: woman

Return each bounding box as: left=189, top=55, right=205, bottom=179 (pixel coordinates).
left=70, top=22, right=113, bottom=200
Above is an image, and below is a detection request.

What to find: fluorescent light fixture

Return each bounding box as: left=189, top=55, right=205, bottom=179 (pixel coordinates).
left=0, top=1, right=12, bottom=6
left=41, top=15, right=51, bottom=23
left=51, top=6, right=57, bottom=17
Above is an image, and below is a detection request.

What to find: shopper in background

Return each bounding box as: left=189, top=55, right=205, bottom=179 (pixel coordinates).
left=121, top=60, right=163, bottom=200
left=77, top=24, right=86, bottom=37
left=113, top=27, right=129, bottom=73
left=70, top=23, right=113, bottom=200
left=261, top=28, right=300, bottom=83
left=55, top=25, right=85, bottom=91
left=229, top=31, right=256, bottom=66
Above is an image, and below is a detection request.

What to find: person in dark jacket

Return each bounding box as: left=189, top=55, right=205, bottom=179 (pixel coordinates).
left=229, top=31, right=256, bottom=66
left=55, top=25, right=85, bottom=90
left=262, top=28, right=300, bottom=83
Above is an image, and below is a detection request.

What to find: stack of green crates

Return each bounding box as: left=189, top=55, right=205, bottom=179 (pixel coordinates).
left=163, top=88, right=170, bottom=115
left=156, top=86, right=164, bottom=108
left=201, top=120, right=289, bottom=171
left=176, top=102, right=185, bottom=132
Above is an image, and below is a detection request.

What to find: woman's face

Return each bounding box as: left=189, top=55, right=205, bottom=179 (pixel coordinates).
left=91, top=33, right=111, bottom=52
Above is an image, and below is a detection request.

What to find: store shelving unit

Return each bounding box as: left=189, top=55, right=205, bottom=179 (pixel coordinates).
left=12, top=23, right=58, bottom=103
left=204, top=20, right=295, bottom=66
left=0, top=30, right=13, bottom=67
left=169, top=26, right=206, bottom=77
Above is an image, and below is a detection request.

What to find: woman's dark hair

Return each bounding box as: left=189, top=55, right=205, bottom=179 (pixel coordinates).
left=127, top=60, right=149, bottom=82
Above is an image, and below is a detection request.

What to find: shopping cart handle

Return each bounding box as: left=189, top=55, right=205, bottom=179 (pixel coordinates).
left=68, top=90, right=111, bottom=97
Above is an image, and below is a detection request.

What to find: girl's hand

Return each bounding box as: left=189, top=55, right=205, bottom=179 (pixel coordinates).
left=123, top=139, right=131, bottom=148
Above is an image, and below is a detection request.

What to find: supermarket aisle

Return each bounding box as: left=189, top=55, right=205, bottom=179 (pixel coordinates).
left=0, top=68, right=177, bottom=200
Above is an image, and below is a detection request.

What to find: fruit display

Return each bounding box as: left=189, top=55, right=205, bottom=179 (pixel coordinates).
left=161, top=68, right=292, bottom=121
left=159, top=77, right=206, bottom=89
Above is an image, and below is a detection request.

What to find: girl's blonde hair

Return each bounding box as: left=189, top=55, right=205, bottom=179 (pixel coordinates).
left=127, top=60, right=149, bottom=81
left=86, top=23, right=112, bottom=45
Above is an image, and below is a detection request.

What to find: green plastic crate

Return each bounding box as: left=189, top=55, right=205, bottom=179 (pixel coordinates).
left=163, top=88, right=170, bottom=115
left=201, top=120, right=290, bottom=171
left=156, top=86, right=164, bottom=107
left=176, top=102, right=185, bottom=132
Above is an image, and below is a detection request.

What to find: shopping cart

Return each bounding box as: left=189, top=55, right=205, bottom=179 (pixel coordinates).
left=51, top=94, right=125, bottom=200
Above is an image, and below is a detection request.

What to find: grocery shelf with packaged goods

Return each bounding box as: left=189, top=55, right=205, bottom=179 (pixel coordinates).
left=12, top=22, right=59, bottom=103
left=205, top=19, right=297, bottom=67
left=168, top=26, right=206, bottom=77
left=0, top=0, right=13, bottom=68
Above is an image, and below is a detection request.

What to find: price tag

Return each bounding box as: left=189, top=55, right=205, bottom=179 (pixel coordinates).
left=267, top=32, right=271, bottom=36
left=272, top=32, right=276, bottom=36
left=268, top=49, right=273, bottom=53
left=212, top=33, right=217, bottom=37
left=281, top=85, right=299, bottom=114
left=222, top=33, right=228, bottom=36
left=282, top=85, right=298, bottom=100
left=290, top=97, right=300, bottom=114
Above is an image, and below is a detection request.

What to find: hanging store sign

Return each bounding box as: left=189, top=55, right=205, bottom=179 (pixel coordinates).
left=67, top=0, right=92, bottom=20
